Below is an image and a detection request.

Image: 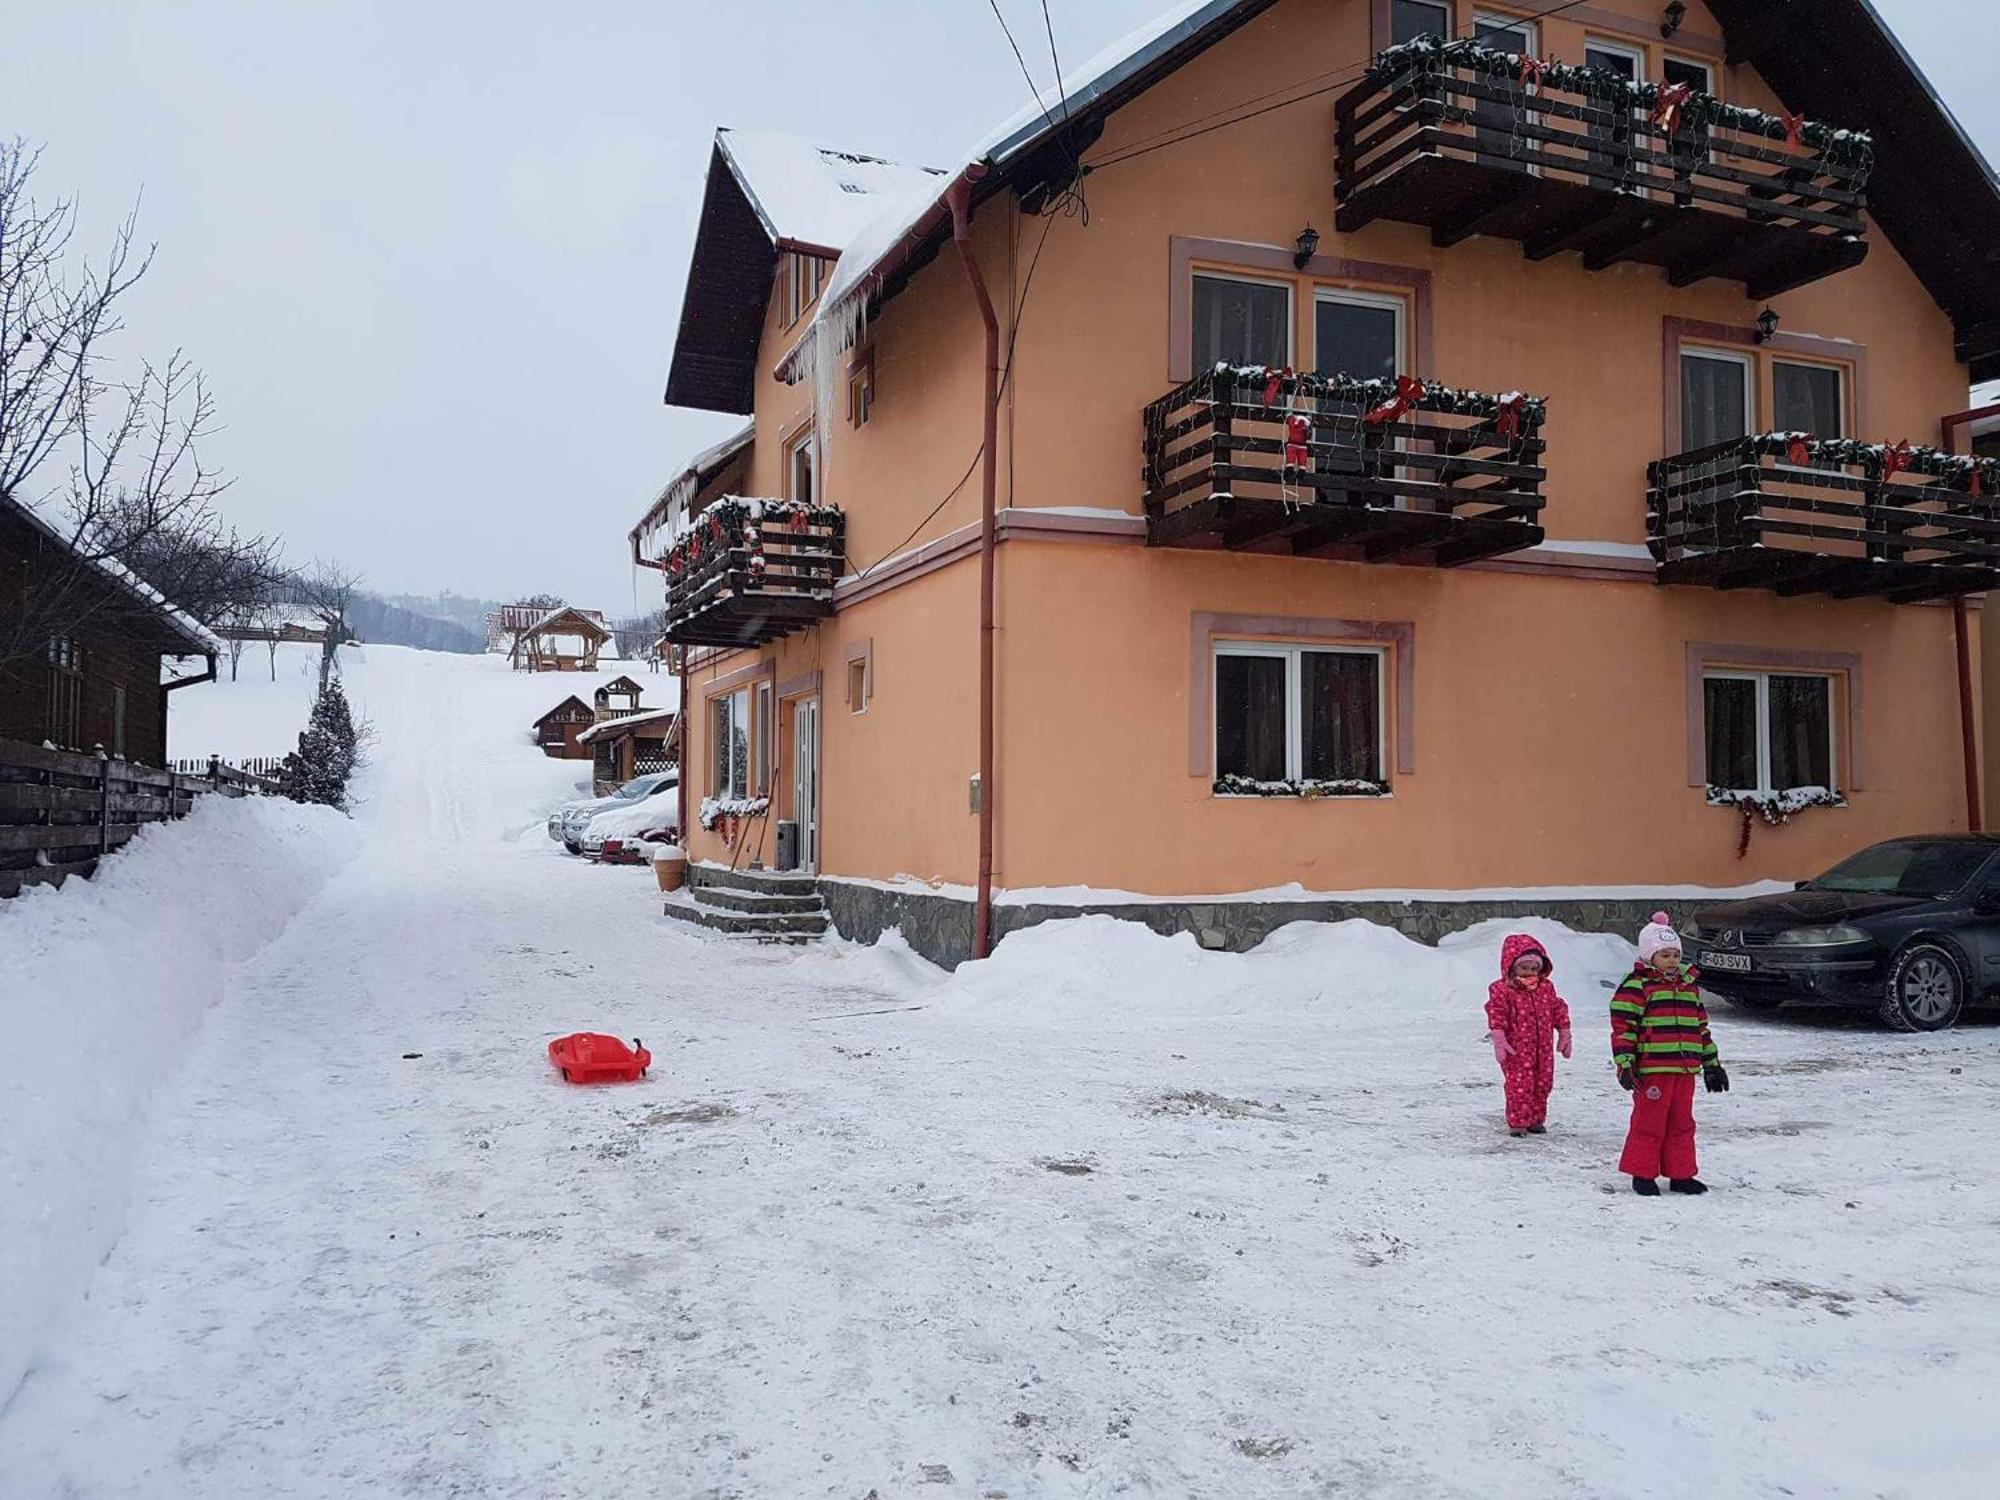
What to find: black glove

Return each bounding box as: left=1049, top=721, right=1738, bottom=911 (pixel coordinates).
left=1617, top=1065, right=1636, bottom=1092
left=1704, top=1064, right=1729, bottom=1094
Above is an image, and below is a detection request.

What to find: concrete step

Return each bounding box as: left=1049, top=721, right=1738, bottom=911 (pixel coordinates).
left=691, top=863, right=821, bottom=899
left=693, top=884, right=826, bottom=916
left=662, top=895, right=829, bottom=941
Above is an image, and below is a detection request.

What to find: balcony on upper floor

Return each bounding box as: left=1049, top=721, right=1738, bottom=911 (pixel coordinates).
left=1334, top=38, right=1872, bottom=298
left=661, top=498, right=845, bottom=649
left=1646, top=435, right=2000, bottom=603
left=1143, top=365, right=1547, bottom=566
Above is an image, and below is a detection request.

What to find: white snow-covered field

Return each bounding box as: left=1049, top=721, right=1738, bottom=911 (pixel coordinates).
left=4, top=644, right=1999, bottom=1498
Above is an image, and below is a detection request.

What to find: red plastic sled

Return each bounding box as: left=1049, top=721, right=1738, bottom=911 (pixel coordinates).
left=549, top=1032, right=651, bottom=1083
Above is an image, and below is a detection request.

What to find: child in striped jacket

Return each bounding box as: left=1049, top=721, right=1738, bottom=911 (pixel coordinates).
left=1611, top=912, right=1730, bottom=1196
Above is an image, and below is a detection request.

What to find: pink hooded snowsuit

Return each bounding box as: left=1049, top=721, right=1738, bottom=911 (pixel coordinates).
left=1486, top=933, right=1572, bottom=1130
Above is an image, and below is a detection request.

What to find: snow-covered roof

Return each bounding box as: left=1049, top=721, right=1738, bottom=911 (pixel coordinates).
left=715, top=129, right=945, bottom=255
left=517, top=607, right=612, bottom=643
left=800, top=0, right=1248, bottom=357
left=0, top=493, right=223, bottom=656
left=575, top=705, right=678, bottom=745
left=629, top=420, right=754, bottom=560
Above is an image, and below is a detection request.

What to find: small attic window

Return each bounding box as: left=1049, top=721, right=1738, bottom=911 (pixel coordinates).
left=839, top=182, right=866, bottom=194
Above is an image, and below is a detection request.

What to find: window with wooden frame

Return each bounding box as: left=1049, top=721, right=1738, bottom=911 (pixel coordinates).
left=1704, top=670, right=1836, bottom=795
left=1190, top=272, right=1291, bottom=372
left=1772, top=359, right=1845, bottom=439
left=785, top=429, right=817, bottom=506
left=1680, top=347, right=1755, bottom=450
left=783, top=252, right=826, bottom=326
left=45, top=635, right=84, bottom=749
left=754, top=681, right=774, bottom=795
left=1213, top=642, right=1385, bottom=789
left=846, top=348, right=874, bottom=427
left=1390, top=0, right=1450, bottom=45
left=711, top=688, right=750, bottom=799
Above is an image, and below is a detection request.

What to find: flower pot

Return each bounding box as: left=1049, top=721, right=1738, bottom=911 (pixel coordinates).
left=652, top=844, right=686, bottom=892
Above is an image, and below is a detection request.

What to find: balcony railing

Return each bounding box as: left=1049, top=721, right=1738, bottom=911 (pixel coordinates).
left=1142, top=365, right=1547, bottom=566
left=1646, top=436, right=2000, bottom=603
left=1335, top=38, right=1872, bottom=297
left=662, top=498, right=845, bottom=649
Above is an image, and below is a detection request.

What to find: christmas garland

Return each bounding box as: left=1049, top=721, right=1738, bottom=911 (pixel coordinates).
left=1751, top=433, right=2000, bottom=493
left=1208, top=364, right=1547, bottom=428
left=662, top=499, right=845, bottom=587
left=1706, top=785, right=1845, bottom=859
left=1214, top=773, right=1391, bottom=799
left=1367, top=36, right=1873, bottom=169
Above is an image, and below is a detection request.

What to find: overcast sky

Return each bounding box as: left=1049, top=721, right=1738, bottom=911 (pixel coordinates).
left=10, top=0, right=1993, bottom=612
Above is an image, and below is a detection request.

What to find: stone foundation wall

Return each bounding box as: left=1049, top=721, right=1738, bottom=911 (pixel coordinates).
left=818, top=877, right=1672, bottom=970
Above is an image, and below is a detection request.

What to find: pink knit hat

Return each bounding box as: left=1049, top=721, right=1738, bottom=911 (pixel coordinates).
left=1637, top=910, right=1682, bottom=963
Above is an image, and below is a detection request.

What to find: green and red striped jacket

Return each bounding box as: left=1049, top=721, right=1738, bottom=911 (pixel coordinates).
left=1610, top=963, right=1720, bottom=1076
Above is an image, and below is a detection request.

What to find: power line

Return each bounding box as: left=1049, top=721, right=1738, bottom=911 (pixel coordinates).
left=1090, top=0, right=1594, bottom=173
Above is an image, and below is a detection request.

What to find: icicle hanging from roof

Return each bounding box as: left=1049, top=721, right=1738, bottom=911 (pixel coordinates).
left=809, top=288, right=870, bottom=499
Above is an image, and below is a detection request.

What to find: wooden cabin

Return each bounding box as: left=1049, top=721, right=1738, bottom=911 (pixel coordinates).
left=531, top=695, right=596, bottom=759
left=0, top=493, right=218, bottom=766
left=577, top=706, right=678, bottom=793
left=509, top=607, right=612, bottom=672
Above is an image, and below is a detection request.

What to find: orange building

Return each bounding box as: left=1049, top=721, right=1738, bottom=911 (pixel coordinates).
left=638, top=1, right=2000, bottom=964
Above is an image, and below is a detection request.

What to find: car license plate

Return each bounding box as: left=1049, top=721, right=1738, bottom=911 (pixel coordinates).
left=1699, top=949, right=1752, bottom=973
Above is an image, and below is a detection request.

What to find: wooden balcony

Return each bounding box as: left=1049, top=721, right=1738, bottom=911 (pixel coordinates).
left=1646, top=436, right=2000, bottom=603
left=1335, top=38, right=1872, bottom=298
left=1142, top=365, right=1547, bottom=566
left=662, top=498, right=845, bottom=649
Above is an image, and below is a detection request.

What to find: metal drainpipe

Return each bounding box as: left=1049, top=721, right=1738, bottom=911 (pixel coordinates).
left=946, top=170, right=1000, bottom=958
left=1941, top=412, right=1984, bottom=831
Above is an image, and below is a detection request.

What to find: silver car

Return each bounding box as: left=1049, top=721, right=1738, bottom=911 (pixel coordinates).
left=550, top=772, right=677, bottom=853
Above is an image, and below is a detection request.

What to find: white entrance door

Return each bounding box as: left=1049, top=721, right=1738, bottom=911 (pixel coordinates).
left=792, top=695, right=821, bottom=874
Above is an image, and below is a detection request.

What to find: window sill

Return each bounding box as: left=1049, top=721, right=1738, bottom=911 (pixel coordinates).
left=1213, top=775, right=1391, bottom=800
left=1705, top=786, right=1845, bottom=814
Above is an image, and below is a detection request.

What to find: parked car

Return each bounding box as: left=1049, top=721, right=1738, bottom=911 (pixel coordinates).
left=1684, top=835, right=2000, bottom=1031
left=581, top=796, right=680, bottom=862
left=548, top=772, right=677, bottom=853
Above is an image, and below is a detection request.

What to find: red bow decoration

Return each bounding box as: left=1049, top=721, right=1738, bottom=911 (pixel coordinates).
left=1786, top=434, right=1813, bottom=466
left=1364, top=374, right=1426, bottom=427
left=1495, top=395, right=1526, bottom=440
left=1781, top=111, right=1806, bottom=151
left=1652, top=81, right=1694, bottom=136
left=1518, top=54, right=1548, bottom=87
left=1261, top=366, right=1294, bottom=408
left=1284, top=412, right=1312, bottom=469
left=1880, top=440, right=1912, bottom=480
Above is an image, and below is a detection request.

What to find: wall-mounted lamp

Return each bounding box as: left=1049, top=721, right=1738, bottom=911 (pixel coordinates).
left=1753, top=306, right=1781, bottom=344
left=1660, top=1, right=1686, bottom=39
left=1293, top=225, right=1321, bottom=269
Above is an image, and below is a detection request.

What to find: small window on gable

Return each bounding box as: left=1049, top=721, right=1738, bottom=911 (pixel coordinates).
left=1391, top=0, right=1450, bottom=45
left=847, top=349, right=874, bottom=427
left=847, top=657, right=869, bottom=714
left=784, top=253, right=826, bottom=326
left=1191, top=274, right=1290, bottom=373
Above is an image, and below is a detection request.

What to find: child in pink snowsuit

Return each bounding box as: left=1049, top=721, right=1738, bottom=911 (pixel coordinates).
left=1486, top=933, right=1573, bottom=1135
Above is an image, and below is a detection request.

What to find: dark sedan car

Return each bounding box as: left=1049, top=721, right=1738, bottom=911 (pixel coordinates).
left=1685, top=836, right=2000, bottom=1032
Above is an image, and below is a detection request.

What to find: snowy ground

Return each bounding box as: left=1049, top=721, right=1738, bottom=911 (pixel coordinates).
left=4, top=647, right=1999, bottom=1497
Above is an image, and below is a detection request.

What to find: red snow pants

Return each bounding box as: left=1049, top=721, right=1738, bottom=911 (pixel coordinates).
left=1500, top=1033, right=1555, bottom=1129
left=1619, top=1072, right=1698, bottom=1180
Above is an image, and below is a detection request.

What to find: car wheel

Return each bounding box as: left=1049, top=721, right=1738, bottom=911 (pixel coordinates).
left=1880, top=942, right=1965, bottom=1032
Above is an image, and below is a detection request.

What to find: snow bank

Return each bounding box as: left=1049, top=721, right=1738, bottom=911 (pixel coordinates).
left=931, top=913, right=1636, bottom=1026
left=0, top=794, right=360, bottom=1406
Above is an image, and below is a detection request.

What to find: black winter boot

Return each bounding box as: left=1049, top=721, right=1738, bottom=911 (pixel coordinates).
left=1525, top=1125, right=1547, bottom=1134
left=1631, top=1177, right=1661, bottom=1196
left=1509, top=1128, right=1528, bottom=1138
left=1668, top=1178, right=1708, bottom=1195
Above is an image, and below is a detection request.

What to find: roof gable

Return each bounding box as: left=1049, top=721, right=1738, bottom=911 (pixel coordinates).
left=664, top=132, right=941, bottom=415
left=533, top=695, right=593, bottom=727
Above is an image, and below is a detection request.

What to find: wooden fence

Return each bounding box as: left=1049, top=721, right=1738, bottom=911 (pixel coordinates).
left=1, top=736, right=281, bottom=899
